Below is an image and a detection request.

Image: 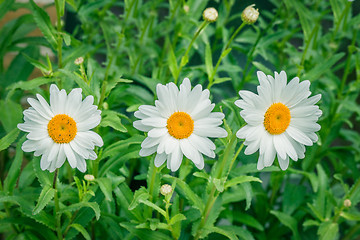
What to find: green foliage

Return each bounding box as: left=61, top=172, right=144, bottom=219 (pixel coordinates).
left=0, top=0, right=359, bottom=239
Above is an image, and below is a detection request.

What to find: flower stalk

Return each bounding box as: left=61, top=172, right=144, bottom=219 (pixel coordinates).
left=53, top=169, right=63, bottom=240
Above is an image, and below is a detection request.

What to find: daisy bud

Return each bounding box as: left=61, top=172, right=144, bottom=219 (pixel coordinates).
left=183, top=4, right=190, bottom=13
left=84, top=174, right=95, bottom=181
left=203, top=7, right=218, bottom=22
left=103, top=102, right=109, bottom=110
left=241, top=4, right=259, bottom=25
left=344, top=199, right=351, bottom=207
left=160, top=184, right=173, bottom=196
left=74, top=57, right=84, bottom=65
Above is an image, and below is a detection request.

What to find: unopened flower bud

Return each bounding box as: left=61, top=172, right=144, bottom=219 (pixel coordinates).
left=84, top=174, right=95, bottom=181
left=160, top=184, right=172, bottom=196
left=103, top=102, right=109, bottom=110
left=203, top=7, right=218, bottom=22
left=241, top=4, right=259, bottom=24
left=74, top=57, right=84, bottom=65
left=344, top=199, right=351, bottom=207
left=183, top=4, right=189, bottom=13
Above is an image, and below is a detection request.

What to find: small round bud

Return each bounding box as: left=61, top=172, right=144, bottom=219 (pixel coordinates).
left=203, top=7, right=218, bottom=22
left=241, top=4, right=259, bottom=25
left=84, top=174, right=95, bottom=181
left=344, top=199, right=351, bottom=207
left=74, top=57, right=84, bottom=65
left=160, top=184, right=173, bottom=196
left=183, top=4, right=190, bottom=13
left=103, top=102, right=109, bottom=110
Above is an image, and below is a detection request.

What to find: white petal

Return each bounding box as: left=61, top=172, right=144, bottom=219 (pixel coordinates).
left=21, top=140, right=38, bottom=152
left=36, top=94, right=54, bottom=118
left=278, top=154, right=289, bottom=170
left=139, top=146, right=157, bottom=157
left=133, top=120, right=153, bottom=132
left=148, top=128, right=168, bottom=138
left=64, top=144, right=77, bottom=168
left=154, top=153, right=167, bottom=167
left=27, top=98, right=52, bottom=120
left=286, top=126, right=313, bottom=146
left=65, top=88, right=83, bottom=116
left=141, top=117, right=167, bottom=127
left=169, top=144, right=183, bottom=172
left=193, top=126, right=228, bottom=138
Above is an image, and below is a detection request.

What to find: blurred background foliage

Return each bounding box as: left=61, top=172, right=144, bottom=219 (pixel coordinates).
left=0, top=0, right=359, bottom=239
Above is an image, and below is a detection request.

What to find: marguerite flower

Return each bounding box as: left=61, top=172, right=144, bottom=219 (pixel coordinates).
left=18, top=84, right=103, bottom=173
left=235, top=71, right=322, bottom=170
left=133, top=78, right=228, bottom=171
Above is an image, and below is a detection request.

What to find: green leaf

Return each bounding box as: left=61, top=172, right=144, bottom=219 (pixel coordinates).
left=62, top=33, right=71, bottom=46
left=32, top=156, right=53, bottom=187
left=213, top=77, right=232, bottom=85
left=205, top=43, right=213, bottom=77
left=220, top=225, right=255, bottom=240
left=3, top=135, right=25, bottom=194
left=169, top=213, right=186, bottom=225
left=128, top=187, right=149, bottom=211
left=6, top=77, right=55, bottom=93
left=168, top=43, right=179, bottom=81
left=70, top=224, right=91, bottom=240
left=233, top=212, right=264, bottom=231
left=29, top=0, right=57, bottom=49
left=32, top=185, right=55, bottom=215
left=0, top=100, right=23, bottom=133
left=139, top=199, right=166, bottom=217
left=283, top=0, right=313, bottom=41
left=289, top=168, right=319, bottom=192
left=252, top=61, right=271, bottom=75
left=58, top=69, right=92, bottom=95
left=318, top=222, right=338, bottom=240
left=329, top=0, right=342, bottom=23
left=225, top=176, right=262, bottom=190
left=340, top=211, right=360, bottom=221
left=60, top=202, right=101, bottom=220
left=0, top=128, right=19, bottom=152
left=0, top=0, right=14, bottom=20
left=114, top=184, right=143, bottom=221
left=193, top=171, right=209, bottom=180
left=120, top=222, right=170, bottom=240
left=206, top=226, right=238, bottom=240
left=100, top=110, right=127, bottom=132
left=303, top=53, right=345, bottom=81
left=163, top=174, right=204, bottom=212
left=96, top=177, right=113, bottom=201
left=213, top=177, right=226, bottom=192
left=270, top=210, right=300, bottom=240
left=22, top=53, right=49, bottom=73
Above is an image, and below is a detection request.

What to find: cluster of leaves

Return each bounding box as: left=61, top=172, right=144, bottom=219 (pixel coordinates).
left=0, top=0, right=359, bottom=239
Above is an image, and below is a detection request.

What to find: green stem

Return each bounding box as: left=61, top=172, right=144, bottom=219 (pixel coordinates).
left=338, top=29, right=357, bottom=99
left=216, top=134, right=237, bottom=179
left=332, top=1, right=352, bottom=42
left=54, top=0, right=63, bottom=70
left=207, top=22, right=246, bottom=89
left=176, top=21, right=209, bottom=84
left=53, top=169, right=63, bottom=240
left=194, top=135, right=237, bottom=240
left=194, top=186, right=217, bottom=240
left=297, top=24, right=319, bottom=77
left=225, top=143, right=244, bottom=179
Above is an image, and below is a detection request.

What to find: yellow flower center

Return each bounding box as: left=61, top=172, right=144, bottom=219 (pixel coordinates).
left=167, top=112, right=194, bottom=139
left=263, top=103, right=291, bottom=135
left=47, top=114, right=77, bottom=143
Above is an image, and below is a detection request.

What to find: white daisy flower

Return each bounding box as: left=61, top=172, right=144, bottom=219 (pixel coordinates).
left=133, top=78, right=228, bottom=172
left=235, top=71, right=322, bottom=170
left=17, top=84, right=103, bottom=173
